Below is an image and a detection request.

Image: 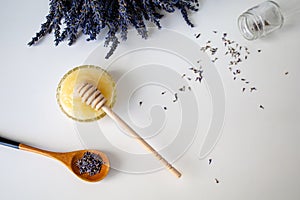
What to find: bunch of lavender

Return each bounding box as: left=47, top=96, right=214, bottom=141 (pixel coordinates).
left=28, top=0, right=199, bottom=59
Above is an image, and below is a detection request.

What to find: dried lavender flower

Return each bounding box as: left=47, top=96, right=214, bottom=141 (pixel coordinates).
left=28, top=0, right=199, bottom=59
left=208, top=158, right=212, bottom=164
left=76, top=151, right=103, bottom=176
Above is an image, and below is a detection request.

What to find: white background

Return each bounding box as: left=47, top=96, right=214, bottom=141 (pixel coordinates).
left=0, top=0, right=300, bottom=199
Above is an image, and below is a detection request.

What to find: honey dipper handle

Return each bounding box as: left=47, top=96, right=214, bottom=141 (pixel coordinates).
left=101, top=105, right=182, bottom=178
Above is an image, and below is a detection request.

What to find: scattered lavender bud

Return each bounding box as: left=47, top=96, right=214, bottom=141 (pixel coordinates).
left=179, top=86, right=186, bottom=92
left=250, top=87, right=257, bottom=92
left=173, top=93, right=178, bottom=102
left=259, top=105, right=265, bottom=109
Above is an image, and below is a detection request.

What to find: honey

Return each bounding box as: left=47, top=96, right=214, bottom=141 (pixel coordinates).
left=56, top=65, right=116, bottom=121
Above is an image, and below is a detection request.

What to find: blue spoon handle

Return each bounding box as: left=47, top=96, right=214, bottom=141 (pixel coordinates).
left=0, top=136, right=20, bottom=149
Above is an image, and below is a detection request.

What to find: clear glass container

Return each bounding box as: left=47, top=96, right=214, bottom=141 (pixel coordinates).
left=238, top=1, right=284, bottom=40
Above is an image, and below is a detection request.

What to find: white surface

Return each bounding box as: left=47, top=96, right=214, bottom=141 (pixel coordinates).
left=79, top=28, right=221, bottom=174
left=0, top=0, right=300, bottom=200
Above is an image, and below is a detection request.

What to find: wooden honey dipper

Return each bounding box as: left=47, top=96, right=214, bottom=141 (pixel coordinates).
left=77, top=82, right=182, bottom=178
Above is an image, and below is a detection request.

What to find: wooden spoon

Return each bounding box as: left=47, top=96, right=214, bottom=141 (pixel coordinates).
left=0, top=136, right=110, bottom=182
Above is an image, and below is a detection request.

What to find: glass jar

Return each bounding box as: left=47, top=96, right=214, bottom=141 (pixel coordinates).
left=238, top=1, right=284, bottom=40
